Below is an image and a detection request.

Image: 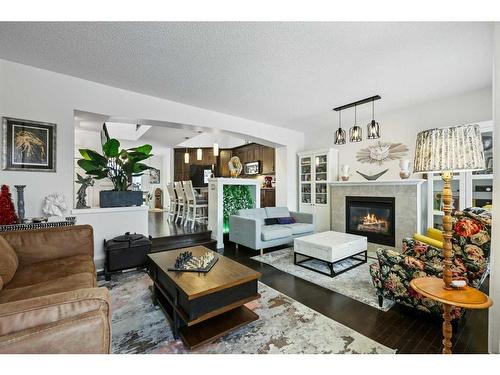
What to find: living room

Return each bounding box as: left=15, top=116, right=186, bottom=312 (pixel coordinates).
left=1, top=2, right=500, bottom=373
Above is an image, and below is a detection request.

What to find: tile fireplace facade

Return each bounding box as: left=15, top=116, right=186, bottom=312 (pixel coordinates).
left=330, top=180, right=426, bottom=251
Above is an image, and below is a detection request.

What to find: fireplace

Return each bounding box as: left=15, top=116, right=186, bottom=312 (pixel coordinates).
left=345, top=196, right=395, bottom=246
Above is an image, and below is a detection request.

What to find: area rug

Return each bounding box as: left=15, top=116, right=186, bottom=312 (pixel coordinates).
left=99, top=271, right=394, bottom=354
left=251, top=247, right=394, bottom=312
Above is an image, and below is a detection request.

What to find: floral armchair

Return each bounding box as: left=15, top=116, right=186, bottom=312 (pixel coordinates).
left=369, top=207, right=491, bottom=320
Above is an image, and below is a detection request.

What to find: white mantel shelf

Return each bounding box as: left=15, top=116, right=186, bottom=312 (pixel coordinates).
left=329, top=179, right=426, bottom=186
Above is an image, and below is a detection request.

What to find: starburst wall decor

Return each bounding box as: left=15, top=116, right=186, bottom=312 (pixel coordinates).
left=356, top=141, right=409, bottom=165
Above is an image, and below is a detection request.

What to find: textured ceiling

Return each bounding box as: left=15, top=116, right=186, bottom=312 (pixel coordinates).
left=0, top=22, right=493, bottom=132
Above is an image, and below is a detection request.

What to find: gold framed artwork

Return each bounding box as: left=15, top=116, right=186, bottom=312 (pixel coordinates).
left=2, top=117, right=57, bottom=172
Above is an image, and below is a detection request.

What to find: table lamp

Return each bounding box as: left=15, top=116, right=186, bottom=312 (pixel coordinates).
left=413, top=123, right=487, bottom=353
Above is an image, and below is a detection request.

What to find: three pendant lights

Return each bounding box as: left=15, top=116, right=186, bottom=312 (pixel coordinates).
left=334, top=95, right=381, bottom=145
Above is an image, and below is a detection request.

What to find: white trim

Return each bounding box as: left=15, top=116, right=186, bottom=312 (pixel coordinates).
left=329, top=179, right=425, bottom=186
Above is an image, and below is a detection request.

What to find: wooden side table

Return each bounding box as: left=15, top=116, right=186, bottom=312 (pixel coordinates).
left=410, top=277, right=493, bottom=354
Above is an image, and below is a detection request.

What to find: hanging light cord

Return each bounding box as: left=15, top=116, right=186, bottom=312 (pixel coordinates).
left=339, top=110, right=342, bottom=129
left=354, top=105, right=357, bottom=125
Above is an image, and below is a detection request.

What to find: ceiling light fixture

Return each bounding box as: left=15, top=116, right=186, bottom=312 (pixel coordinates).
left=197, top=148, right=203, bottom=160
left=333, top=95, right=381, bottom=144
left=213, top=142, right=219, bottom=157
left=349, top=104, right=362, bottom=142
left=367, top=98, right=381, bottom=139
left=333, top=110, right=346, bottom=145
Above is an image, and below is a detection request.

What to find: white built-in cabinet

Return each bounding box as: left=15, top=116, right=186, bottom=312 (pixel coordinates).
left=427, top=121, right=493, bottom=229
left=297, top=148, right=339, bottom=232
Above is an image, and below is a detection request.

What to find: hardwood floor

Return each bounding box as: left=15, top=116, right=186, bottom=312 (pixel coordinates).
left=148, top=211, right=208, bottom=238
left=220, top=242, right=489, bottom=354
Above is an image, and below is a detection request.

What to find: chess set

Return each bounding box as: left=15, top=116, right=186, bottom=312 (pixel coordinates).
left=168, top=250, right=219, bottom=273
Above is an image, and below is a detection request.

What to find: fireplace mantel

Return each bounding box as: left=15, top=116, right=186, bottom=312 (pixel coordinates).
left=329, top=179, right=425, bottom=187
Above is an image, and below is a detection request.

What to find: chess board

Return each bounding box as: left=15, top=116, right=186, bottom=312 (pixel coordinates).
left=167, top=254, right=219, bottom=273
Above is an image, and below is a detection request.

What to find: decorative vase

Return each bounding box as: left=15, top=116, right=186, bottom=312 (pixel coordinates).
left=340, top=165, right=350, bottom=181
left=14, top=185, right=26, bottom=222
left=399, top=159, right=411, bottom=179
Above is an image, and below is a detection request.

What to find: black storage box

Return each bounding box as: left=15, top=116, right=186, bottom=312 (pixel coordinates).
left=104, top=232, right=152, bottom=280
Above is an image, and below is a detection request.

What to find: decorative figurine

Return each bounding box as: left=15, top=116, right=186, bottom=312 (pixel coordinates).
left=42, top=193, right=67, bottom=217
left=228, top=156, right=243, bottom=178
left=14, top=185, right=26, bottom=222
left=75, top=174, right=94, bottom=209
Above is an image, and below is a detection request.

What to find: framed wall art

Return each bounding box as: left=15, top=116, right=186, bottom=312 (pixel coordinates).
left=2, top=117, right=57, bottom=172
left=150, top=168, right=160, bottom=184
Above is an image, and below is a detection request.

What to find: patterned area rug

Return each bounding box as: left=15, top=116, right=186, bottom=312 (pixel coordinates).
left=99, top=271, right=394, bottom=354
left=251, top=247, right=394, bottom=312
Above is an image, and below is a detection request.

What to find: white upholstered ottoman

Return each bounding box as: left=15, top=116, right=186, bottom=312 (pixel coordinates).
left=293, top=231, right=368, bottom=277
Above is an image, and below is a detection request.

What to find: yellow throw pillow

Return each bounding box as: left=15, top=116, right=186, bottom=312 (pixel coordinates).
left=413, top=233, right=443, bottom=249
left=0, top=236, right=18, bottom=285
left=427, top=228, right=444, bottom=242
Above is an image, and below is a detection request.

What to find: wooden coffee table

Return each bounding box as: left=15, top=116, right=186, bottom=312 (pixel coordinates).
left=147, top=246, right=261, bottom=349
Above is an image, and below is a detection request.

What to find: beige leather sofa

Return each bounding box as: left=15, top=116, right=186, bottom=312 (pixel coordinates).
left=0, top=225, right=111, bottom=353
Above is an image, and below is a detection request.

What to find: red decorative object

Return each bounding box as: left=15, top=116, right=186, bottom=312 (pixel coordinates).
left=0, top=185, right=19, bottom=225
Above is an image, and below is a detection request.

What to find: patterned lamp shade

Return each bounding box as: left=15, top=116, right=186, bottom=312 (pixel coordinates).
left=413, top=124, right=485, bottom=173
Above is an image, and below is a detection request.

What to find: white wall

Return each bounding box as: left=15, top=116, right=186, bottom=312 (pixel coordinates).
left=489, top=23, right=500, bottom=354
left=304, top=88, right=492, bottom=181
left=0, top=59, right=304, bottom=217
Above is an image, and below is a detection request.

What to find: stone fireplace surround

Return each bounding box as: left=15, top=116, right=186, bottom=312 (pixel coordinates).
left=329, top=180, right=427, bottom=251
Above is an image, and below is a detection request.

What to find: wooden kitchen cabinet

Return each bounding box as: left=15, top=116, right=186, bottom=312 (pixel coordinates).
left=218, top=149, right=232, bottom=177
left=261, top=146, right=275, bottom=174
left=261, top=188, right=276, bottom=208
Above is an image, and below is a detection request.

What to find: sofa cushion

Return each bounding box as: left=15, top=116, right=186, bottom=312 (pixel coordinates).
left=5, top=255, right=95, bottom=290
left=265, top=207, right=290, bottom=219
left=237, top=208, right=268, bottom=224
left=264, top=218, right=279, bottom=225
left=0, top=272, right=95, bottom=304
left=261, top=225, right=293, bottom=241
left=0, top=236, right=18, bottom=285
left=277, top=217, right=296, bottom=225
left=283, top=223, right=315, bottom=235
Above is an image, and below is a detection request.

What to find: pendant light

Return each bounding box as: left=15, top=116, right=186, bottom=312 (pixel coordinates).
left=197, top=148, right=203, bottom=160
left=334, top=110, right=346, bottom=145
left=367, top=98, right=380, bottom=139
left=349, top=104, right=362, bottom=142
left=184, top=148, right=189, bottom=164
left=213, top=142, right=219, bottom=156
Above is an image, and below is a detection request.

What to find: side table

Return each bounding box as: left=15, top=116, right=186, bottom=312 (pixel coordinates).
left=410, top=277, right=493, bottom=354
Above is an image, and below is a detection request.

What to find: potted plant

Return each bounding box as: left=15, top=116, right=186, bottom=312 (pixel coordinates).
left=77, top=125, right=153, bottom=208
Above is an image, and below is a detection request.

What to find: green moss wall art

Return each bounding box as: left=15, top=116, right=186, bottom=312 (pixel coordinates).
left=222, top=185, right=255, bottom=233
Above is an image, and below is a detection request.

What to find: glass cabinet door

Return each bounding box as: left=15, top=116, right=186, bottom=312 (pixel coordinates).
left=314, top=154, right=328, bottom=182
left=301, top=183, right=312, bottom=204
left=315, top=183, right=327, bottom=205
left=300, top=156, right=312, bottom=204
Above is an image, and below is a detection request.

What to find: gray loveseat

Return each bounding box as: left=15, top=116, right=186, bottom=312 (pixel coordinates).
left=229, top=207, right=314, bottom=255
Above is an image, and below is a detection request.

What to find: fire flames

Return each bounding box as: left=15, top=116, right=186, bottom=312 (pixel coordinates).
left=357, top=212, right=389, bottom=233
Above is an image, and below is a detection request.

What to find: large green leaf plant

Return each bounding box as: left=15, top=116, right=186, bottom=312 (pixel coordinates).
left=77, top=124, right=154, bottom=191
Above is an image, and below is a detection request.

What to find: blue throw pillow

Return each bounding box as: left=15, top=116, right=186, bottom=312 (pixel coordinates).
left=264, top=218, right=279, bottom=225
left=277, top=217, right=295, bottom=224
